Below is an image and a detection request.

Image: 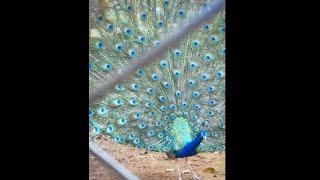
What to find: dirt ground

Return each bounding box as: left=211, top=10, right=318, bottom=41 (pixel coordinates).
left=89, top=135, right=225, bottom=180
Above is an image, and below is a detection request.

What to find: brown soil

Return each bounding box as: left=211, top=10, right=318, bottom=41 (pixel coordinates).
left=89, top=135, right=225, bottom=180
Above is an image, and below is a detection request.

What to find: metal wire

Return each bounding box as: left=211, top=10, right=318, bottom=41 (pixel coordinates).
left=89, top=0, right=225, bottom=104
left=89, top=141, right=140, bottom=180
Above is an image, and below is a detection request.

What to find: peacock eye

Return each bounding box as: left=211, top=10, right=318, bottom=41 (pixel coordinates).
left=96, top=41, right=105, bottom=49
left=136, top=69, right=145, bottom=77
left=203, top=24, right=212, bottom=31
left=178, top=10, right=185, bottom=17
left=170, top=114, right=176, bottom=120
left=192, top=91, right=201, bottom=99
left=191, top=115, right=198, bottom=120
left=146, top=88, right=156, bottom=95
left=128, top=49, right=137, bottom=58
left=175, top=90, right=182, bottom=98
left=162, top=81, right=171, bottom=89
left=209, top=35, right=218, bottom=43
left=208, top=99, right=217, bottom=106
left=138, top=35, right=146, bottom=43
left=187, top=79, right=195, bottom=87
left=159, top=60, right=168, bottom=69
left=157, top=20, right=164, bottom=28
left=151, top=73, right=159, bottom=81
left=208, top=110, right=215, bottom=117
left=193, top=104, right=201, bottom=111
left=181, top=101, right=189, bottom=109
left=89, top=110, right=94, bottom=117
left=173, top=70, right=181, bottom=78
left=203, top=53, right=214, bottom=62
left=163, top=0, right=169, bottom=6
left=124, top=28, right=133, bottom=36
left=169, top=104, right=176, bottom=110
left=160, top=106, right=167, bottom=112
left=207, top=86, right=216, bottom=93
left=173, top=49, right=182, bottom=58
left=200, top=73, right=210, bottom=81
left=130, top=83, right=140, bottom=91
left=140, top=13, right=147, bottom=21
left=106, top=23, right=115, bottom=32
left=97, top=15, right=103, bottom=21
left=158, top=96, right=166, bottom=102
left=149, top=111, right=156, bottom=117
left=216, top=71, right=225, bottom=79
left=192, top=40, right=201, bottom=48
left=127, top=6, right=133, bottom=12
left=103, top=63, right=112, bottom=72
left=115, top=43, right=124, bottom=52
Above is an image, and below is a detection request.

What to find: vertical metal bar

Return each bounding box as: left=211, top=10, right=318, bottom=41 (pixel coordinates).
left=89, top=141, right=140, bottom=180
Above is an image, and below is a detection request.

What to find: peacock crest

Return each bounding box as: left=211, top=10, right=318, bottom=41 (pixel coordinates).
left=89, top=0, right=225, bottom=153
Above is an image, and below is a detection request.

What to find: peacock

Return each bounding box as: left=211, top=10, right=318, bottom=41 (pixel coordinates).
left=89, top=0, right=225, bottom=179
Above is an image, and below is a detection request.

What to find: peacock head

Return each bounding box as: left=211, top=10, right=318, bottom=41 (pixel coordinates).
left=198, top=130, right=207, bottom=140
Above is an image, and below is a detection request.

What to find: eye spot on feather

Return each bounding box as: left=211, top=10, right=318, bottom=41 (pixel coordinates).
left=158, top=96, right=167, bottom=103
left=173, top=49, right=182, bottom=58
left=117, top=118, right=127, bottom=126
left=97, top=106, right=108, bottom=115
left=203, top=53, right=214, bottom=62
left=187, top=79, right=196, bottom=87
left=115, top=43, right=124, bottom=52
left=160, top=105, right=167, bottom=112
left=106, top=23, right=115, bottom=32
left=133, top=138, right=140, bottom=144
left=130, top=83, right=140, bottom=91
left=208, top=99, right=217, bottom=106
left=149, top=111, right=156, bottom=117
left=89, top=110, right=94, bottom=117
left=128, top=49, right=138, bottom=58
left=159, top=60, right=169, bottom=69
left=95, top=41, right=105, bottom=49
left=162, top=81, right=172, bottom=89
left=192, top=91, right=201, bottom=99
left=178, top=10, right=185, bottom=17
left=181, top=101, right=189, bottom=109
left=173, top=70, right=182, bottom=78
left=200, top=73, right=210, bottom=81
left=151, top=73, right=160, bottom=81
left=103, top=63, right=112, bottom=72
left=163, top=116, right=170, bottom=121
left=157, top=20, right=164, bottom=28
left=193, top=104, right=201, bottom=111
left=216, top=71, right=225, bottom=79
left=106, top=125, right=115, bottom=134
left=127, top=5, right=133, bottom=13
left=163, top=0, right=170, bottom=6
left=192, top=40, right=201, bottom=48
left=115, top=83, right=125, bottom=91
left=207, top=110, right=215, bottom=117
left=175, top=90, right=182, bottom=98
left=203, top=24, right=212, bottom=31
left=146, top=88, right=156, bottom=95
left=140, top=12, right=148, bottom=21
left=97, top=15, right=103, bottom=22
left=123, top=28, right=133, bottom=36
left=207, top=86, right=216, bottom=93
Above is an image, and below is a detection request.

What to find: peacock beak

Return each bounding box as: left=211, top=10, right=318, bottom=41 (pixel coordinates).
left=203, top=136, right=207, bottom=140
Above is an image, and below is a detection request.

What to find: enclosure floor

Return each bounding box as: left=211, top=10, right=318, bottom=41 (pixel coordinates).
left=89, top=135, right=225, bottom=180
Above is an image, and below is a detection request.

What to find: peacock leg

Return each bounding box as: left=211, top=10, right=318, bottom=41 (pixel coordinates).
left=175, top=159, right=182, bottom=180
left=185, top=158, right=200, bottom=180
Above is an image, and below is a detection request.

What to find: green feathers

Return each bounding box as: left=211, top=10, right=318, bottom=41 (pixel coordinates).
left=170, top=117, right=193, bottom=150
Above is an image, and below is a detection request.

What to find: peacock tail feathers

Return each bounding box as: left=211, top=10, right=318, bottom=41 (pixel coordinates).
left=89, top=0, right=225, bottom=153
